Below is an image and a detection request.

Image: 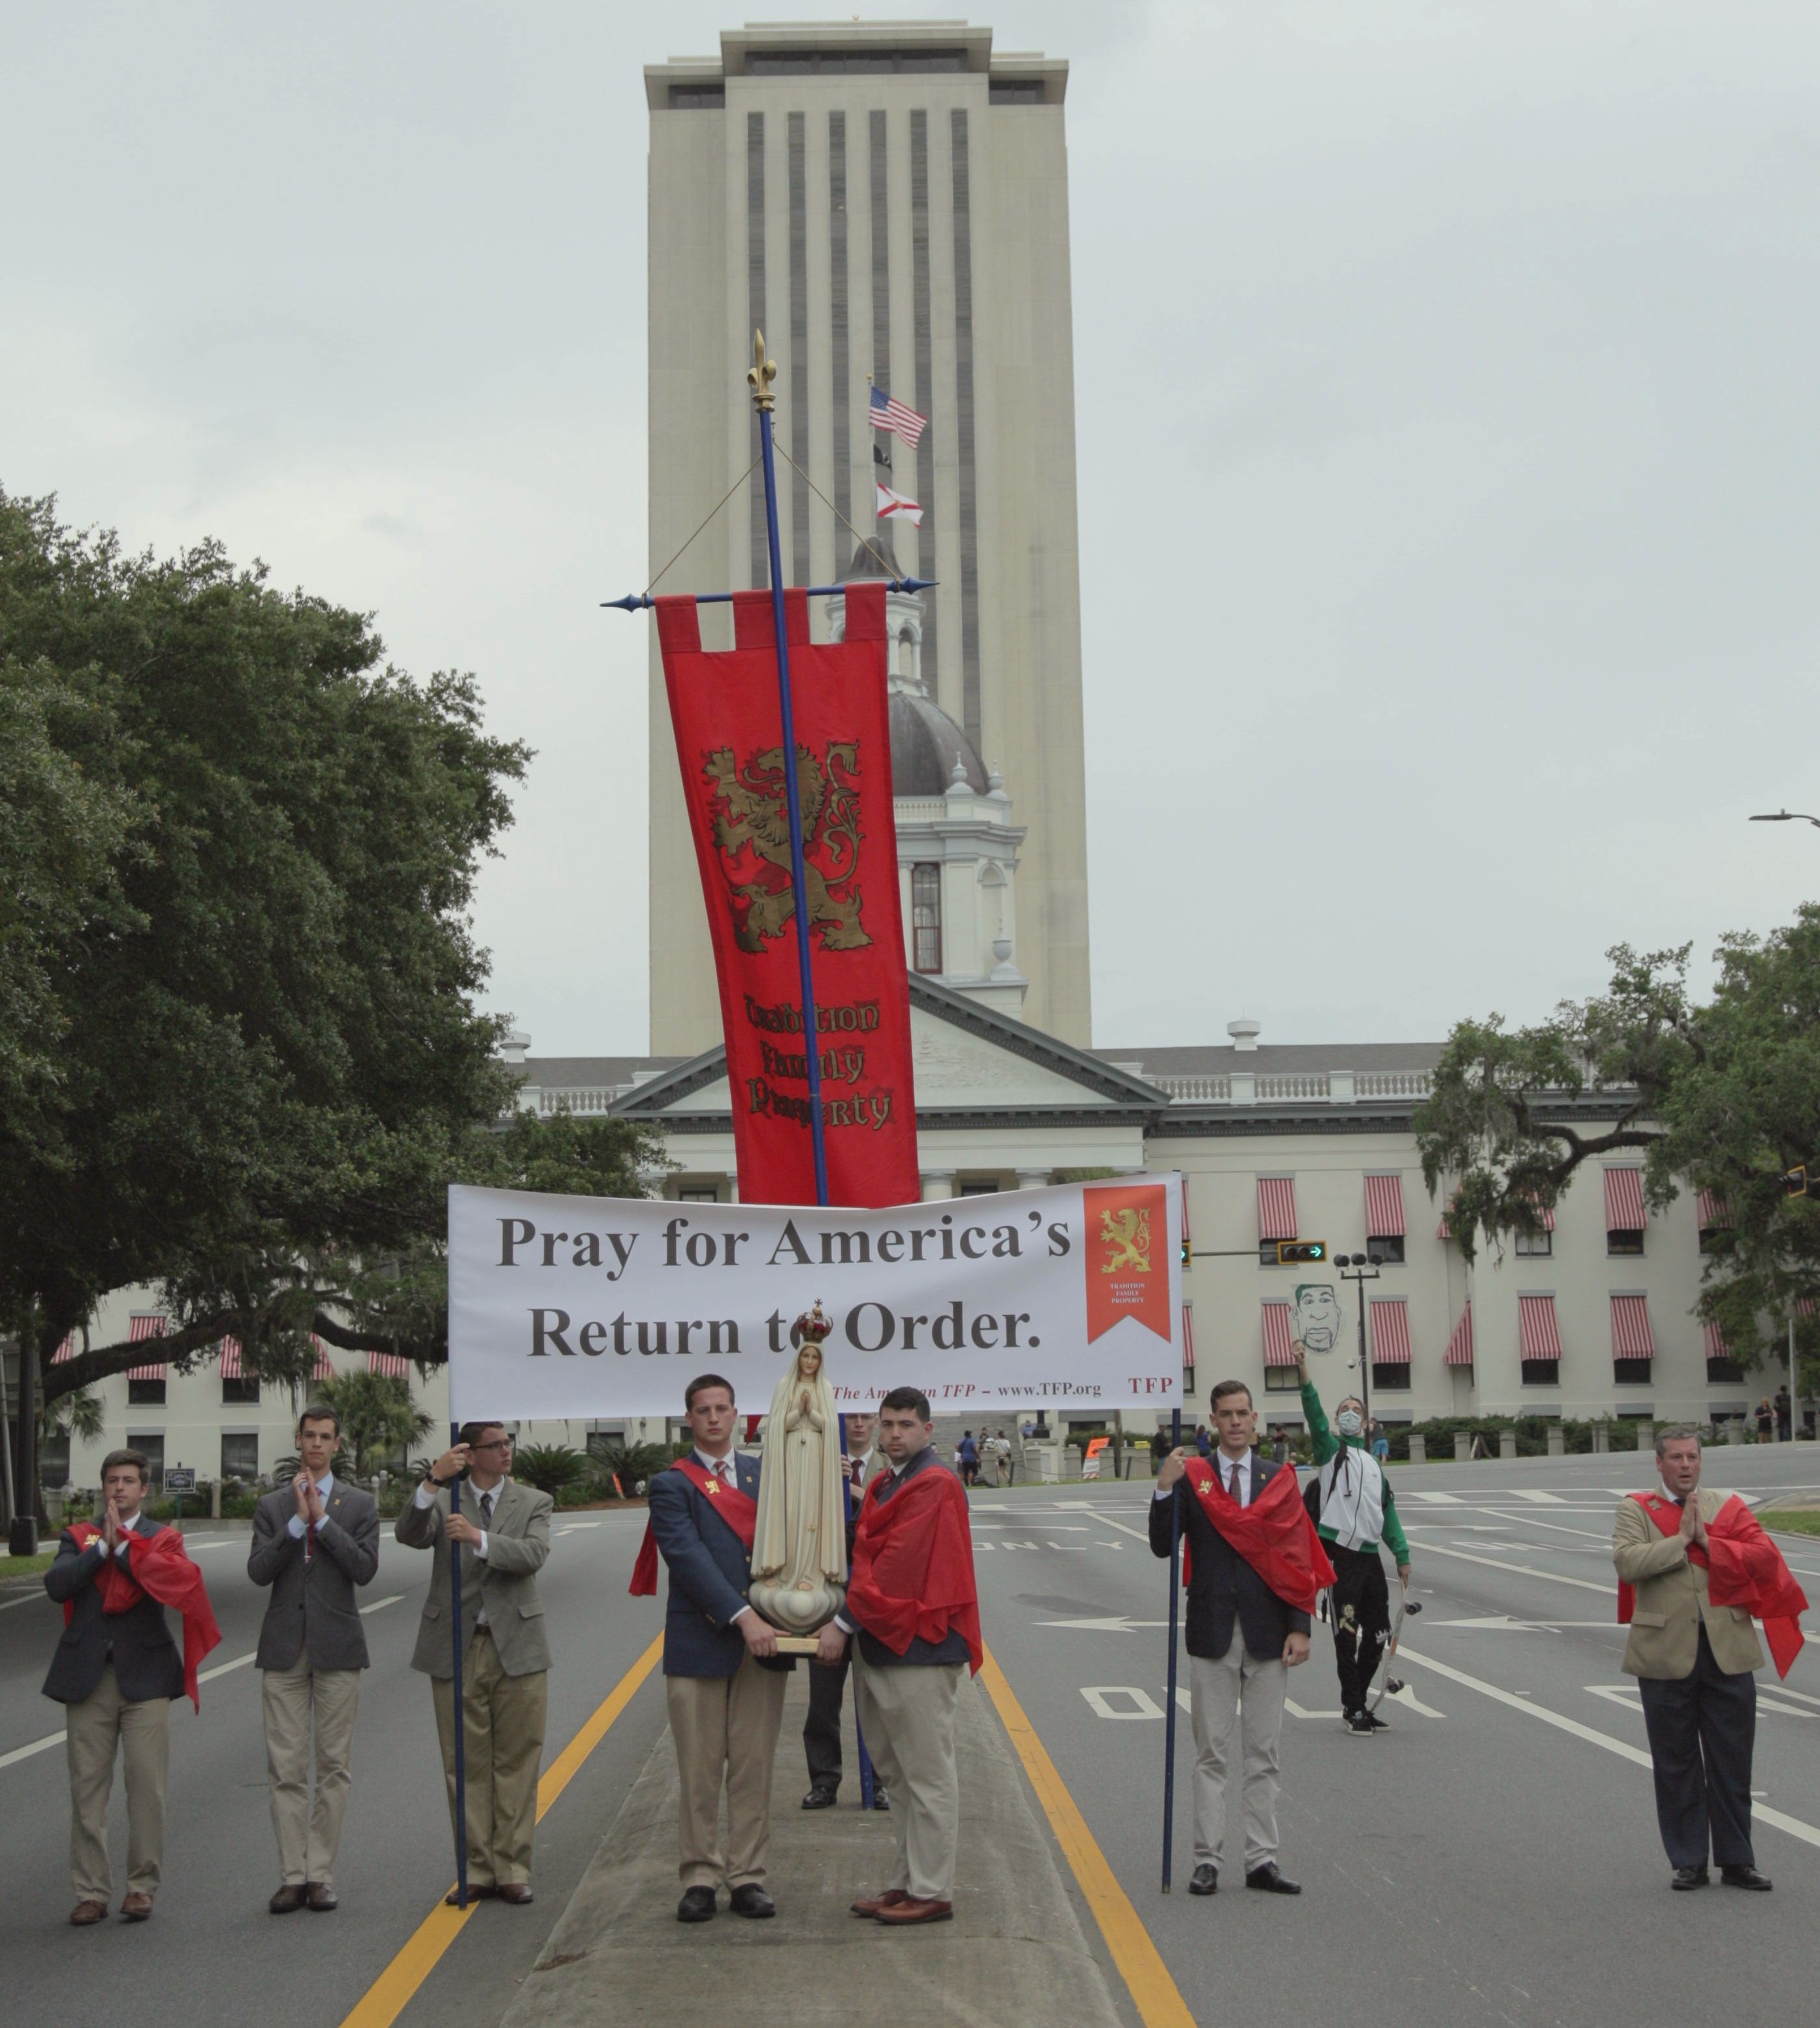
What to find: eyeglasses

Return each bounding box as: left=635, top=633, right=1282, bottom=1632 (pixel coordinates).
left=470, top=1437, right=514, bottom=1454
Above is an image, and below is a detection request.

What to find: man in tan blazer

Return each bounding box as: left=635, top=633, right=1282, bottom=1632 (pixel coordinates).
left=1612, top=1424, right=1772, bottom=1892
left=397, top=1421, right=552, bottom=1905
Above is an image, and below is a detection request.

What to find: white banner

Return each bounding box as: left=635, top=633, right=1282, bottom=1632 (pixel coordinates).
left=447, top=1174, right=1183, bottom=1423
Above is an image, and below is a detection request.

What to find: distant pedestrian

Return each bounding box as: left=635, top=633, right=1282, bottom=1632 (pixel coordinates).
left=1755, top=1399, right=1774, bottom=1441
left=1371, top=1421, right=1390, bottom=1465
left=1774, top=1388, right=1792, bottom=1442
left=1021, top=1419, right=1036, bottom=1442
left=1612, top=1425, right=1806, bottom=1892
left=1196, top=1424, right=1213, bottom=1459
left=956, top=1431, right=980, bottom=1486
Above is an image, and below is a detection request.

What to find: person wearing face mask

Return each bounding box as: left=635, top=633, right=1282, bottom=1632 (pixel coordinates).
left=1296, top=1354, right=1412, bottom=1734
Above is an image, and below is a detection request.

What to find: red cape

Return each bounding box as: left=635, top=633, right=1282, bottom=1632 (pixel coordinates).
left=630, top=1458, right=759, bottom=1597
left=1181, top=1461, right=1337, bottom=1615
left=1618, top=1492, right=1808, bottom=1679
left=846, top=1462, right=982, bottom=1673
left=65, top=1525, right=222, bottom=1709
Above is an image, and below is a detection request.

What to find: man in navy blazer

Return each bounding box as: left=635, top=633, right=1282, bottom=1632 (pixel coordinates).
left=648, top=1371, right=793, bottom=1925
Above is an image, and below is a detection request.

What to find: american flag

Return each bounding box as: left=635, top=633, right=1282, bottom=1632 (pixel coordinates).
left=869, top=383, right=927, bottom=448
left=875, top=481, right=923, bottom=528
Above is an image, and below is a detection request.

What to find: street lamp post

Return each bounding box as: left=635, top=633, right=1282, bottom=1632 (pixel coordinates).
left=1749, top=810, right=1820, bottom=829
left=1336, top=1252, right=1386, bottom=1431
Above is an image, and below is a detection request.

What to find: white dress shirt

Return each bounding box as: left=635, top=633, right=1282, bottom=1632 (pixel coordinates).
left=287, top=1470, right=336, bottom=1540
left=111, top=1513, right=142, bottom=1559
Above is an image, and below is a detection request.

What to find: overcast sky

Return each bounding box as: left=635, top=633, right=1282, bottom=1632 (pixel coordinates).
left=5, top=5, right=1817, bottom=1057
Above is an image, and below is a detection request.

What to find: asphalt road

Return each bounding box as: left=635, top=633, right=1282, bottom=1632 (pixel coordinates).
left=975, top=1446, right=1820, bottom=2028
left=3, top=1449, right=1816, bottom=2028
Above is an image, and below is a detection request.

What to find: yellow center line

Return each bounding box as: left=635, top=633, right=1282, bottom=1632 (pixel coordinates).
left=338, top=1633, right=663, bottom=2028
left=978, top=1648, right=1195, bottom=2028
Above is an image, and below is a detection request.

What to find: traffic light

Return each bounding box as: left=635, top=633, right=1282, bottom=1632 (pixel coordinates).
left=1275, top=1241, right=1328, bottom=1265
left=1785, top=1165, right=1810, bottom=1199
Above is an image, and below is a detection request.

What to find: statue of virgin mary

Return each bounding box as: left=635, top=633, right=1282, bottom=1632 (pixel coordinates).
left=748, top=1308, right=849, bottom=1636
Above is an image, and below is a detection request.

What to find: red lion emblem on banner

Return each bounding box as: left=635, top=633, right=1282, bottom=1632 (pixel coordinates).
left=703, top=740, right=872, bottom=954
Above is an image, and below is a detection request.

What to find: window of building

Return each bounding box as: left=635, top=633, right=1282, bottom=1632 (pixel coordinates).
left=959, top=1180, right=1000, bottom=1197
left=40, top=1431, right=71, bottom=1485
left=1514, top=1230, right=1553, bottom=1257
left=668, top=84, right=725, bottom=108
left=989, top=78, right=1046, bottom=103
left=222, top=1376, right=261, bottom=1405
left=1606, top=1228, right=1644, bottom=1258
left=1371, top=1363, right=1411, bottom=1390
left=1706, top=1357, right=1744, bottom=1384
left=910, top=864, right=943, bottom=973
left=1264, top=1366, right=1299, bottom=1393
left=1367, top=1235, right=1406, bottom=1265
left=745, top=47, right=968, bottom=74
left=127, top=1433, right=166, bottom=1487
left=1520, top=1359, right=1561, bottom=1386
left=220, top=1433, right=260, bottom=1481
left=677, top=1187, right=720, bottom=1203
left=585, top=1427, right=628, bottom=1459
left=1613, top=1358, right=1653, bottom=1386
left=127, top=1376, right=166, bottom=1406
left=1697, top=1189, right=1730, bottom=1255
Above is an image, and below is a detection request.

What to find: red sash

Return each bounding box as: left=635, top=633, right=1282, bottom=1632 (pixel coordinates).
left=1617, top=1492, right=1808, bottom=1679
left=629, top=1458, right=759, bottom=1596
left=1180, top=1461, right=1336, bottom=1615
left=844, top=1464, right=982, bottom=1673
left=64, top=1524, right=223, bottom=1709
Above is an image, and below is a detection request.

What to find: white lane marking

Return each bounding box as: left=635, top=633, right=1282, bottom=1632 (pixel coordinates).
left=0, top=1589, right=50, bottom=1611
left=359, top=1594, right=404, bottom=1615
left=1080, top=1685, right=1164, bottom=1720
left=180, top=1538, right=234, bottom=1551
left=0, top=1731, right=64, bottom=1770
left=198, top=1651, right=256, bottom=1685
left=1512, top=1490, right=1569, bottom=1505
left=1384, top=1681, right=1447, bottom=1717
left=1038, top=1616, right=1168, bottom=1632
left=1416, top=1542, right=1612, bottom=1594
left=1285, top=1699, right=1344, bottom=1719
left=1401, top=1491, right=1470, bottom=1504
left=1046, top=1525, right=1092, bottom=1531
left=1398, top=1645, right=1820, bottom=1851
left=1432, top=1616, right=1622, bottom=1630
left=1047, top=1543, right=1091, bottom=1552
left=1092, top=1515, right=1154, bottom=1545
left=972, top=1541, right=995, bottom=1552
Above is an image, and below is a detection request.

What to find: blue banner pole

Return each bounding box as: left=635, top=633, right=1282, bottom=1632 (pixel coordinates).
left=750, top=330, right=830, bottom=1209
left=1161, top=1404, right=1181, bottom=1893
left=447, top=1420, right=469, bottom=1909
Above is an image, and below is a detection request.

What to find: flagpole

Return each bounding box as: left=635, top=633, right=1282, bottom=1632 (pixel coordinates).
left=1161, top=1404, right=1181, bottom=1893
left=447, top=1419, right=469, bottom=1909
left=749, top=330, right=830, bottom=1209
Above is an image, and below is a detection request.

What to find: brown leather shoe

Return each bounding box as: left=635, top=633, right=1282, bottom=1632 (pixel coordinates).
left=873, top=1895, right=953, bottom=1926
left=445, top=1884, right=495, bottom=1906
left=495, top=1883, right=534, bottom=1905
left=306, top=1884, right=339, bottom=1912
left=269, top=1884, right=306, bottom=1914
left=850, top=1888, right=910, bottom=1918
left=120, top=1892, right=153, bottom=1921
left=70, top=1900, right=108, bottom=1927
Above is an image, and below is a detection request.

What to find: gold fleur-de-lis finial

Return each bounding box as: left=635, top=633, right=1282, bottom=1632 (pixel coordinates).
left=748, top=328, right=777, bottom=412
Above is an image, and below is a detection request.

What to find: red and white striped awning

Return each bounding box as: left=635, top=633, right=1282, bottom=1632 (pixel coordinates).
left=1369, top=1297, right=1412, bottom=1363
left=368, top=1351, right=410, bottom=1379
left=218, top=1336, right=244, bottom=1380
left=1261, top=1301, right=1296, bottom=1368
left=1703, top=1321, right=1731, bottom=1361
left=125, top=1312, right=167, bottom=1382
left=1443, top=1305, right=1475, bottom=1367
left=1181, top=1303, right=1196, bottom=1372
left=1256, top=1177, right=1298, bottom=1244
left=1364, top=1175, right=1405, bottom=1239
left=1696, top=1188, right=1729, bottom=1229
left=1610, top=1295, right=1655, bottom=1359
left=312, top=1337, right=335, bottom=1382
left=1604, top=1167, right=1647, bottom=1232
left=1436, top=1210, right=1451, bottom=1240
left=51, top=1333, right=79, bottom=1364
left=1518, top=1293, right=1563, bottom=1361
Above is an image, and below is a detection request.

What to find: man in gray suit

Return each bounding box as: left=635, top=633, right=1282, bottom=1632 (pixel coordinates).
left=397, top=1421, right=552, bottom=1905
left=248, top=1401, right=380, bottom=1913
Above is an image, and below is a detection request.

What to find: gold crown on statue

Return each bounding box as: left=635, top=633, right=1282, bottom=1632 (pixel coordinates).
left=794, top=1301, right=833, bottom=1346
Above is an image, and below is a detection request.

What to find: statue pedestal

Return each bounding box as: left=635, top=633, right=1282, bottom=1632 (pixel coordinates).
left=771, top=1634, right=825, bottom=1656
left=750, top=1576, right=844, bottom=1649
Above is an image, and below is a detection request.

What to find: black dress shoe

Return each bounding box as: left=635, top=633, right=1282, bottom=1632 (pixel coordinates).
left=801, top=1786, right=838, bottom=1811
left=729, top=1883, right=776, bottom=1919
left=1720, top=1864, right=1772, bottom=1891
left=677, top=1886, right=716, bottom=1923
left=1245, top=1863, right=1302, bottom=1895
left=1670, top=1865, right=1710, bottom=1891
left=269, top=1884, right=306, bottom=1914
left=1187, top=1863, right=1218, bottom=1896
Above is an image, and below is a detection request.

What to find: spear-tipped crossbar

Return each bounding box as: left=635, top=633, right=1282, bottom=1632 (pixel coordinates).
left=602, top=576, right=935, bottom=611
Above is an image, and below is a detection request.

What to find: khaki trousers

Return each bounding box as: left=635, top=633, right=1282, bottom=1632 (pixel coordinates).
left=65, top=1664, right=168, bottom=1902
left=431, top=1629, right=547, bottom=1888
left=665, top=1658, right=788, bottom=1890
left=1189, top=1645, right=1287, bottom=1873
left=262, top=1658, right=361, bottom=1887
left=853, top=1655, right=964, bottom=1901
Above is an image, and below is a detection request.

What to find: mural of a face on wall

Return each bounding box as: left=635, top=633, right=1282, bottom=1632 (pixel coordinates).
left=1292, top=1282, right=1343, bottom=1355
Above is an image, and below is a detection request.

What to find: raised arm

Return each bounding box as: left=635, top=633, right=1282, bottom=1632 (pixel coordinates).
left=1297, top=1357, right=1336, bottom=1465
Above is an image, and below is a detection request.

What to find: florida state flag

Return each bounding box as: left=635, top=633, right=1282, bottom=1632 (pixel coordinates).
left=656, top=582, right=920, bottom=1208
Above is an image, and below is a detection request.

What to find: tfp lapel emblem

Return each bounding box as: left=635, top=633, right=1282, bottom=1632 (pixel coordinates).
left=704, top=1478, right=720, bottom=1497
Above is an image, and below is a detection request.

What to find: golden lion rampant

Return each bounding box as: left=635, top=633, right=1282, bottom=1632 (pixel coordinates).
left=702, top=740, right=872, bottom=954
left=1099, top=1207, right=1151, bottom=1274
